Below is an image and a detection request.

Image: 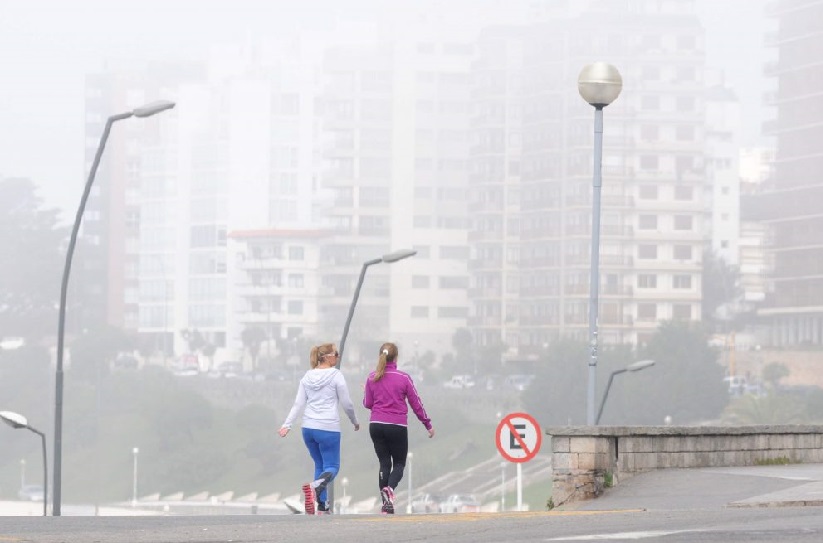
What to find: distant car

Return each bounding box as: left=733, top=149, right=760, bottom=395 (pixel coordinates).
left=113, top=354, right=139, bottom=369
left=18, top=484, right=44, bottom=502
left=410, top=493, right=442, bottom=514
left=440, top=493, right=480, bottom=513
left=724, top=375, right=747, bottom=396
left=504, top=374, right=535, bottom=391
left=443, top=375, right=476, bottom=389
left=218, top=361, right=244, bottom=378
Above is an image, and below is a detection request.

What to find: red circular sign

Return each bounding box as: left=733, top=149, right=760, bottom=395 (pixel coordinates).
left=495, top=412, right=542, bottom=463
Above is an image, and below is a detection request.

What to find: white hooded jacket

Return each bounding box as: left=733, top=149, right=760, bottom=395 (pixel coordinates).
left=281, top=367, right=359, bottom=432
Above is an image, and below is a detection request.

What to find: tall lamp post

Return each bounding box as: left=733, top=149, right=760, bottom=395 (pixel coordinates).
left=406, top=451, right=413, bottom=514
left=132, top=447, right=139, bottom=506
left=53, top=100, right=176, bottom=516
left=330, top=248, right=416, bottom=513
left=577, top=63, right=623, bottom=425
left=1, top=411, right=48, bottom=516
left=595, top=360, right=655, bottom=425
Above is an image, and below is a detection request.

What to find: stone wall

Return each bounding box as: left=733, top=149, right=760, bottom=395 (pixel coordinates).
left=546, top=425, right=823, bottom=507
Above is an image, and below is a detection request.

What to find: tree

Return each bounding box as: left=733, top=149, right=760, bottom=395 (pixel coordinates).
left=702, top=250, right=741, bottom=331
left=762, top=362, right=790, bottom=390
left=180, top=328, right=207, bottom=353
left=451, top=328, right=474, bottom=359
left=69, top=325, right=136, bottom=381
left=630, top=321, right=728, bottom=424
left=241, top=326, right=267, bottom=372
left=0, top=177, right=66, bottom=339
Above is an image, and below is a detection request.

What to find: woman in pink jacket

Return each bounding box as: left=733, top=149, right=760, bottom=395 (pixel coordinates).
left=363, top=342, right=435, bottom=514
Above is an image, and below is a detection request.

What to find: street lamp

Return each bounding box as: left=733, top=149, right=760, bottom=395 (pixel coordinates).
left=595, top=359, right=655, bottom=425
left=329, top=248, right=416, bottom=513
left=132, top=447, right=139, bottom=506
left=1, top=411, right=48, bottom=516
left=337, top=248, right=417, bottom=364
left=341, top=476, right=349, bottom=514
left=406, top=451, right=413, bottom=514
left=578, top=62, right=623, bottom=426
left=52, top=99, right=175, bottom=516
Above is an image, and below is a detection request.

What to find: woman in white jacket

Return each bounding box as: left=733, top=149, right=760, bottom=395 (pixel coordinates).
left=279, top=343, right=360, bottom=514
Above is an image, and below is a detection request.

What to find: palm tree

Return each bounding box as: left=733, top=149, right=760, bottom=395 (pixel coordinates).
left=241, top=326, right=267, bottom=372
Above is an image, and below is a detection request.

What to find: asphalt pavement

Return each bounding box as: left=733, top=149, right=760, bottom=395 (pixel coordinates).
left=564, top=463, right=823, bottom=511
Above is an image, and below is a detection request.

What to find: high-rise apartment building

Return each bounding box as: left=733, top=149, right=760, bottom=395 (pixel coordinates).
left=468, top=0, right=709, bottom=352
left=747, top=0, right=823, bottom=346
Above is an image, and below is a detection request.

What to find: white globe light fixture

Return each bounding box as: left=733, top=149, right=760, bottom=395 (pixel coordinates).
left=577, top=62, right=623, bottom=108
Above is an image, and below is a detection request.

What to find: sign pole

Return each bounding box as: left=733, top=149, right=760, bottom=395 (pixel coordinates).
left=516, top=463, right=522, bottom=511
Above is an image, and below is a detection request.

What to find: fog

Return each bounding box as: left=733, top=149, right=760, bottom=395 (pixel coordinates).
left=4, top=0, right=823, bottom=513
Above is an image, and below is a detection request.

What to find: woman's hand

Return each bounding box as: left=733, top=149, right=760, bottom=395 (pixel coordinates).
left=427, top=427, right=435, bottom=438
left=354, top=423, right=361, bottom=431
left=278, top=427, right=290, bottom=438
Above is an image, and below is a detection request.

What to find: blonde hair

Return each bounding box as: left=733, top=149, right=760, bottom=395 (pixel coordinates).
left=372, top=342, right=398, bottom=382
left=309, top=343, right=336, bottom=369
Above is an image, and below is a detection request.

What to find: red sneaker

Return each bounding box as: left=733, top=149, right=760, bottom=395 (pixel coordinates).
left=302, top=483, right=316, bottom=515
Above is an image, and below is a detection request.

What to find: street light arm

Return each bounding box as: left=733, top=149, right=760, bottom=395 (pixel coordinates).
left=595, top=369, right=627, bottom=425
left=338, top=258, right=381, bottom=364
left=25, top=426, right=48, bottom=517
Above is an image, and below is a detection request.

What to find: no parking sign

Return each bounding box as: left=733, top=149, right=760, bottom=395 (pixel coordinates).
left=496, top=412, right=542, bottom=463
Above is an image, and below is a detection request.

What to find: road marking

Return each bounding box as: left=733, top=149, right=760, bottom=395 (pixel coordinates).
left=547, top=530, right=692, bottom=540
left=0, top=537, right=24, bottom=542
left=354, top=510, right=645, bottom=523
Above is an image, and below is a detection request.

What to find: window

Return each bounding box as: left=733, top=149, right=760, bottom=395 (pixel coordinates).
left=639, top=185, right=658, bottom=200
left=287, top=300, right=303, bottom=314
left=674, top=186, right=693, bottom=201
left=438, top=306, right=468, bottom=318
left=439, top=276, right=469, bottom=289
left=638, top=244, right=658, bottom=259
left=640, top=125, right=659, bottom=141
left=673, top=215, right=693, bottom=230
left=673, top=245, right=692, bottom=260
left=440, top=246, right=470, bottom=259
left=412, top=275, right=430, bottom=288
left=673, top=275, right=692, bottom=289
left=676, top=125, right=694, bottom=141
left=411, top=306, right=429, bottom=318
left=639, top=215, right=658, bottom=230
left=637, top=303, right=657, bottom=321
left=640, top=155, right=659, bottom=170
left=287, top=274, right=304, bottom=288
left=672, top=304, right=691, bottom=320
left=638, top=274, right=657, bottom=288
left=288, top=246, right=305, bottom=260
left=721, top=186, right=730, bottom=195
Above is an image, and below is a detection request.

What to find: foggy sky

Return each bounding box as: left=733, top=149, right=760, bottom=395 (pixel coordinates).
left=1, top=0, right=769, bottom=221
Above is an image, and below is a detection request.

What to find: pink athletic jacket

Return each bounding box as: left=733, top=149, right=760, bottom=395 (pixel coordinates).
left=363, top=362, right=432, bottom=430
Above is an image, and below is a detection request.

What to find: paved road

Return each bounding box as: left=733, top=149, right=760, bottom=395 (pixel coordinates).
left=3, top=464, right=823, bottom=542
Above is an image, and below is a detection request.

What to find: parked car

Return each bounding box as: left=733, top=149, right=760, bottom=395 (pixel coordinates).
left=18, top=484, right=44, bottom=502
left=443, top=375, right=476, bottom=389
left=440, top=493, right=481, bottom=513
left=410, top=493, right=442, bottom=514
left=504, top=374, right=535, bottom=391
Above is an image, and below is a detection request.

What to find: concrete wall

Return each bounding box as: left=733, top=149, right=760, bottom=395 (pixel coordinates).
left=546, top=425, right=823, bottom=507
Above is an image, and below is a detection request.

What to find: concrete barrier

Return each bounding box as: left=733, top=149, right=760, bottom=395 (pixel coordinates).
left=546, top=425, right=823, bottom=507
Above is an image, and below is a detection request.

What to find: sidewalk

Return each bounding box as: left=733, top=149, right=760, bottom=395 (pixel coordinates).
left=561, top=464, right=823, bottom=511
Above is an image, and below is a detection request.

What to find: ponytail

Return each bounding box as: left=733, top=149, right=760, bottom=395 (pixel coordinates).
left=372, top=342, right=398, bottom=381
left=309, top=346, right=320, bottom=369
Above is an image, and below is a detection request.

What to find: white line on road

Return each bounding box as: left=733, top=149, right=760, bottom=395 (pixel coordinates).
left=547, top=530, right=695, bottom=540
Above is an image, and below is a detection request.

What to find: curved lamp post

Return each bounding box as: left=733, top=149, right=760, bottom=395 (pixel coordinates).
left=1, top=411, right=48, bottom=516
left=337, top=248, right=417, bottom=364
left=330, top=248, right=416, bottom=513
left=595, top=359, right=655, bottom=425
left=53, top=100, right=176, bottom=516
left=577, top=63, right=623, bottom=425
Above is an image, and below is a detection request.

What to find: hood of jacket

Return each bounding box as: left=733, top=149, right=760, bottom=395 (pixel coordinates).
left=302, top=367, right=338, bottom=390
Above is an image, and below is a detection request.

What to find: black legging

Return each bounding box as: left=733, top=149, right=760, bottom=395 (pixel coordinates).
left=369, top=423, right=408, bottom=490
